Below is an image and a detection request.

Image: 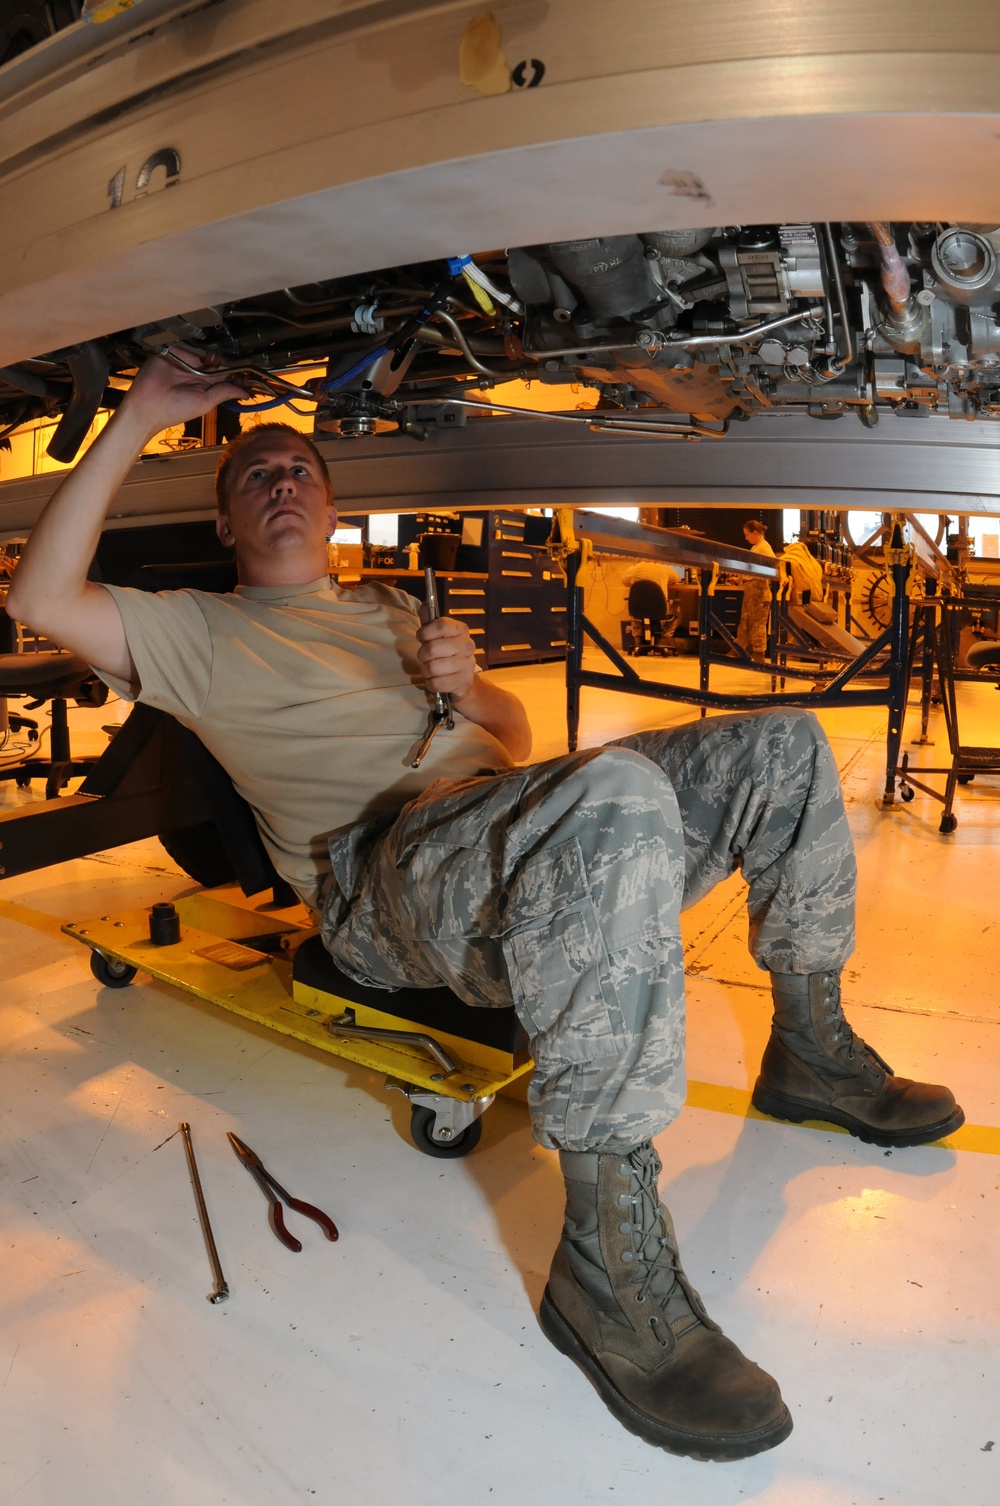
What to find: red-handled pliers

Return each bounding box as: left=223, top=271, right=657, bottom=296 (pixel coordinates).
left=227, top=1133, right=339, bottom=1252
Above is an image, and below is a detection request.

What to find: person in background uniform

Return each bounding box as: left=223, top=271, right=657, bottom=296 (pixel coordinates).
left=621, top=559, right=682, bottom=595
left=7, top=355, right=965, bottom=1466
left=621, top=558, right=681, bottom=655
left=736, top=518, right=775, bottom=659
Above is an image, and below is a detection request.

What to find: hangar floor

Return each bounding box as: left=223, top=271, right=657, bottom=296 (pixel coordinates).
left=2, top=653, right=998, bottom=1506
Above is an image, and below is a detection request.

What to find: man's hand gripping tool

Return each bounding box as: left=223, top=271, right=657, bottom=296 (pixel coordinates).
left=411, top=565, right=455, bottom=768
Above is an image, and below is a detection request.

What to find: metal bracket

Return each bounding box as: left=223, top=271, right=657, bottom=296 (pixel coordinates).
left=883, top=515, right=915, bottom=573
left=550, top=506, right=593, bottom=573
left=386, top=1079, right=495, bottom=1142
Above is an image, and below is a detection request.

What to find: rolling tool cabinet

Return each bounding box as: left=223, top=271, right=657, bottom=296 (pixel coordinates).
left=484, top=510, right=568, bottom=668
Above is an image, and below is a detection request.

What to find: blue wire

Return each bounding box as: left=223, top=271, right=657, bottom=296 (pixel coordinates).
left=222, top=393, right=296, bottom=413
left=222, top=346, right=386, bottom=412
left=318, top=344, right=390, bottom=395
left=228, top=267, right=459, bottom=412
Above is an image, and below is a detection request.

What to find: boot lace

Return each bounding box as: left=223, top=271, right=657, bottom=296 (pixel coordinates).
left=616, top=1144, right=715, bottom=1345
left=817, top=972, right=892, bottom=1078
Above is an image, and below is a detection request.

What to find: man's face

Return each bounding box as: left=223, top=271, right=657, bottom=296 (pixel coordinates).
left=215, top=433, right=336, bottom=564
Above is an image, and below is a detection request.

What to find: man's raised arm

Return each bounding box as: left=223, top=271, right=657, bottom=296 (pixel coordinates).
left=6, top=355, right=244, bottom=681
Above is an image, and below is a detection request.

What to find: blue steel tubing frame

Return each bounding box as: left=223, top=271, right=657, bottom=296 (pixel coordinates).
left=565, top=546, right=585, bottom=747
left=563, top=547, right=913, bottom=801
left=913, top=599, right=939, bottom=746
left=882, top=558, right=914, bottom=801
left=697, top=566, right=713, bottom=706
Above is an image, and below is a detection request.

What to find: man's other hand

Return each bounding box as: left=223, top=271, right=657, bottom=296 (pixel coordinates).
left=415, top=605, right=531, bottom=760
left=416, top=612, right=477, bottom=702
left=120, top=349, right=247, bottom=436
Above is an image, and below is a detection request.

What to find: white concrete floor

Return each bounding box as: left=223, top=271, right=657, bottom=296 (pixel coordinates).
left=2, top=657, right=999, bottom=1506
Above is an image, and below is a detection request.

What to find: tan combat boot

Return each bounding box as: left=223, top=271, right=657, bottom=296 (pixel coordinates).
left=539, top=1143, right=792, bottom=1461
left=752, top=970, right=965, bottom=1147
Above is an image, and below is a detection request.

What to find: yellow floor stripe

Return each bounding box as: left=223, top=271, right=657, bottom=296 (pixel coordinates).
left=686, top=1079, right=1000, bottom=1156
left=0, top=896, right=72, bottom=938
left=3, top=896, right=998, bottom=1155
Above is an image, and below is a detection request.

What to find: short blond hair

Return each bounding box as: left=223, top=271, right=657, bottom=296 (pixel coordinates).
left=214, top=422, right=332, bottom=511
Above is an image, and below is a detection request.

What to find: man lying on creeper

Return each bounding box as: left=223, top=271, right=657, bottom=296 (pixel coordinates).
left=8, top=352, right=964, bottom=1463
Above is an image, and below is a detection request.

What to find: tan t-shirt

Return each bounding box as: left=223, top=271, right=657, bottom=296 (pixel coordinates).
left=96, top=577, right=512, bottom=910
left=744, top=537, right=775, bottom=603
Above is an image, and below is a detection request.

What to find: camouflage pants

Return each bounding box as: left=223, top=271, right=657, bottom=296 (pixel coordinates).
left=736, top=581, right=772, bottom=657
left=321, top=710, right=856, bottom=1153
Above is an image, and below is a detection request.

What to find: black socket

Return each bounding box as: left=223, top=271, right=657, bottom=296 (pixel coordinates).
left=149, top=902, right=181, bottom=946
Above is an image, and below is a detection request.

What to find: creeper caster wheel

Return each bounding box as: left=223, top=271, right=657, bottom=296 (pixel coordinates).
left=409, top=1104, right=483, bottom=1158
left=89, top=951, right=138, bottom=988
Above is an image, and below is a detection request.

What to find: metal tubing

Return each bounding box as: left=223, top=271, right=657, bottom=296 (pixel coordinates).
left=179, top=1122, right=229, bottom=1305
left=572, top=667, right=890, bottom=713
left=813, top=224, right=855, bottom=379
left=420, top=311, right=516, bottom=381
left=431, top=396, right=726, bottom=440
left=579, top=616, right=641, bottom=682
left=523, top=307, right=824, bottom=359
left=868, top=222, right=918, bottom=326
left=915, top=601, right=936, bottom=745
left=161, top=348, right=313, bottom=401
left=563, top=594, right=903, bottom=730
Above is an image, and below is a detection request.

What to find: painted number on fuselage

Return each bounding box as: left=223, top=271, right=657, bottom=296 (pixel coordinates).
left=107, top=148, right=181, bottom=209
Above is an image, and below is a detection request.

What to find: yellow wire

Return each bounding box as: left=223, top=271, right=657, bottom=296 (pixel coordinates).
left=463, top=270, right=496, bottom=316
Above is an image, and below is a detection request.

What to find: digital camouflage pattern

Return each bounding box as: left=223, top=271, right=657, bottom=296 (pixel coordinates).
left=321, top=710, right=856, bottom=1153
left=736, top=578, right=772, bottom=658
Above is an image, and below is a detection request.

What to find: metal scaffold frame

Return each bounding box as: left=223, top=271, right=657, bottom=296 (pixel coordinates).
left=556, top=509, right=914, bottom=804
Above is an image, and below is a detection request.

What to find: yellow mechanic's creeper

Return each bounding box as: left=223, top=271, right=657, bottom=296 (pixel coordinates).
left=64, top=884, right=532, bottom=1157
